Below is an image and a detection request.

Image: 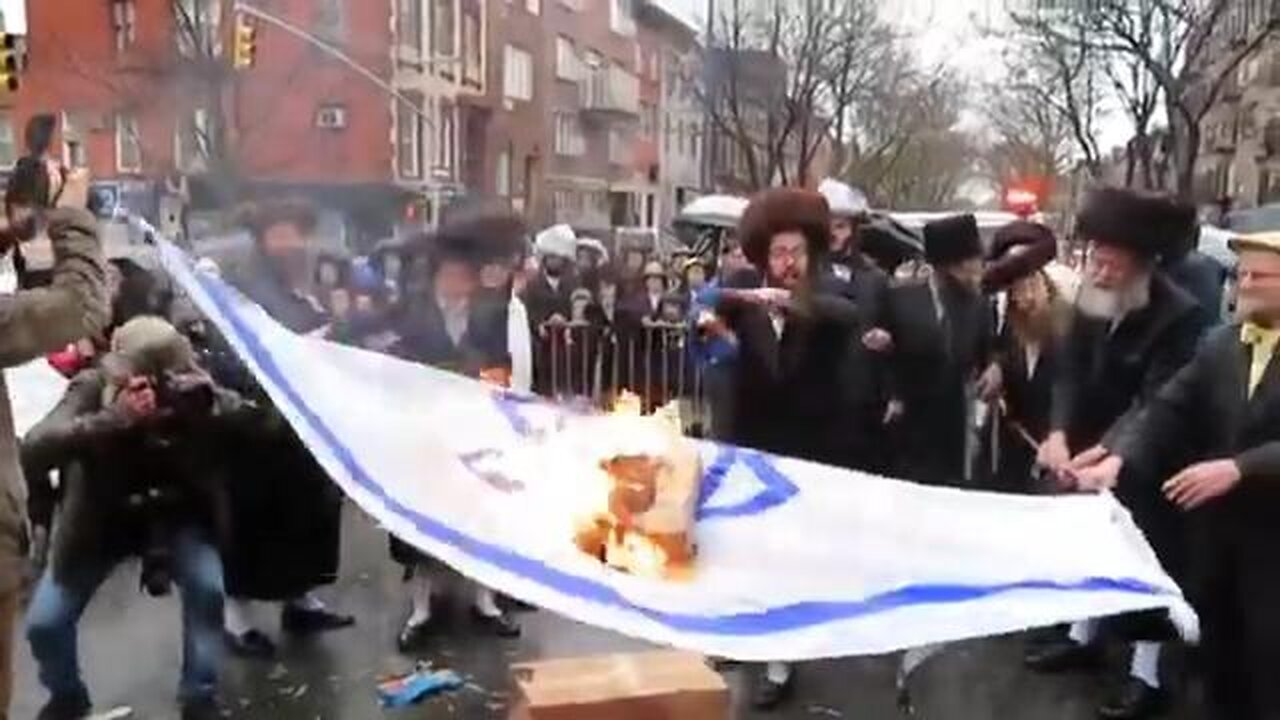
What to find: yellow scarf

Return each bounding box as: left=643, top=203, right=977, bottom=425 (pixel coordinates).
left=1241, top=322, right=1280, bottom=397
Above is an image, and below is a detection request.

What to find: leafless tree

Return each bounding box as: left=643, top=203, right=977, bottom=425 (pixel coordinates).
left=700, top=0, right=894, bottom=191
left=1011, top=0, right=1279, bottom=198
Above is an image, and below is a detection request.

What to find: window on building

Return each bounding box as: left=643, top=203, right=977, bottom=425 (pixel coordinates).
left=0, top=113, right=15, bottom=169
left=496, top=148, right=512, bottom=197
left=663, top=114, right=671, bottom=154
left=116, top=113, right=142, bottom=172
left=61, top=112, right=88, bottom=169
left=397, top=0, right=424, bottom=57
left=640, top=103, right=656, bottom=139
left=610, top=0, right=636, bottom=36
left=397, top=91, right=424, bottom=179
left=463, top=12, right=482, bottom=86
left=175, top=0, right=222, bottom=58
left=432, top=0, right=457, bottom=65
left=556, top=36, right=578, bottom=81
left=436, top=100, right=456, bottom=176
left=112, top=0, right=137, bottom=52
left=676, top=120, right=686, bottom=155
left=608, top=128, right=629, bottom=165
left=174, top=108, right=209, bottom=172
left=504, top=45, right=534, bottom=101
left=315, top=0, right=347, bottom=44
left=554, top=113, right=584, bottom=156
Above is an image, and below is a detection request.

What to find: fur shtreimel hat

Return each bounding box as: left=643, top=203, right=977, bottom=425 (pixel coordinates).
left=983, top=221, right=1057, bottom=294
left=923, top=214, right=982, bottom=266
left=1076, top=188, right=1196, bottom=261
left=407, top=212, right=529, bottom=271
left=738, top=187, right=831, bottom=269
left=534, top=224, right=577, bottom=261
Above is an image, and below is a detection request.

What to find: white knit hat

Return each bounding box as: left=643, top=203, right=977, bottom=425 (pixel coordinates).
left=535, top=224, right=577, bottom=260
left=818, top=178, right=869, bottom=218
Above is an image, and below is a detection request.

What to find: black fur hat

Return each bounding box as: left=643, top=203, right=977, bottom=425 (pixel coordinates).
left=983, top=221, right=1057, bottom=293
left=738, top=187, right=831, bottom=269
left=1076, top=188, right=1194, bottom=261
left=923, top=214, right=982, bottom=266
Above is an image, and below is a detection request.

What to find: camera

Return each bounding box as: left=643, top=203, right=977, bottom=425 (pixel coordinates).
left=155, top=371, right=215, bottom=421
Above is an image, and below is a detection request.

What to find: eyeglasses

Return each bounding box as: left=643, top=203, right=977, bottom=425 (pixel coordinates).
left=768, top=245, right=808, bottom=261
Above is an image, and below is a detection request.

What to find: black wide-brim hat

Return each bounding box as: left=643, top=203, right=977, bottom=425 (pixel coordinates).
left=923, top=213, right=982, bottom=266
left=738, top=188, right=831, bottom=269
left=407, top=212, right=529, bottom=270
left=1076, top=187, right=1196, bottom=262
left=983, top=221, right=1057, bottom=293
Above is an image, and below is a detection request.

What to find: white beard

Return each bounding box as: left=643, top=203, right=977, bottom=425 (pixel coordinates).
left=1076, top=273, right=1152, bottom=322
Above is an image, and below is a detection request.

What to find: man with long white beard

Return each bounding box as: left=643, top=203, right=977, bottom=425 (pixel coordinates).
left=1029, top=187, right=1203, bottom=719
left=1071, top=231, right=1280, bottom=720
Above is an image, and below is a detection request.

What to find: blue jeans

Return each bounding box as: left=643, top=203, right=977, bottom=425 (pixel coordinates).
left=26, top=528, right=225, bottom=705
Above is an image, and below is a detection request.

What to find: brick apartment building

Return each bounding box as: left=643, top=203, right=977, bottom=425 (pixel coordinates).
left=3, top=0, right=707, bottom=247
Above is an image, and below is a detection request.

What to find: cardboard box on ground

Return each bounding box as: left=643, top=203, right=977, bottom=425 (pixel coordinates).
left=509, top=650, right=729, bottom=720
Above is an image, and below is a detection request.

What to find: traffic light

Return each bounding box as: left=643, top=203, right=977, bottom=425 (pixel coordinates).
left=0, top=34, right=25, bottom=93
left=232, top=15, right=256, bottom=70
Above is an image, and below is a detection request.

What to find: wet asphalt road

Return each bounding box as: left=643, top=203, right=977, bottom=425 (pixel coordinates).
left=12, top=508, right=1209, bottom=720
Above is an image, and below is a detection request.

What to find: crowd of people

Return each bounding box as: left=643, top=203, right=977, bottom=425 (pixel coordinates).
left=0, top=163, right=1273, bottom=720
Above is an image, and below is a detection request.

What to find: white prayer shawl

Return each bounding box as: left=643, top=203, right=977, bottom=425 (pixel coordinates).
left=27, top=230, right=1190, bottom=662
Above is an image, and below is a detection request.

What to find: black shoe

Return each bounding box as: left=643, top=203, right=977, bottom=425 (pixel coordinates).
left=1024, top=641, right=1103, bottom=673
left=397, top=617, right=439, bottom=653
left=36, top=694, right=91, bottom=720
left=472, top=606, right=521, bottom=638
left=281, top=605, right=355, bottom=635
left=499, top=592, right=537, bottom=613
left=752, top=673, right=793, bottom=710
left=181, top=697, right=226, bottom=720
left=1098, top=678, right=1169, bottom=719
left=223, top=628, right=276, bottom=659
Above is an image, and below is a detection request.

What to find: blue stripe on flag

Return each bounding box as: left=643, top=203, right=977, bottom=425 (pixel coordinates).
left=191, top=268, right=1173, bottom=637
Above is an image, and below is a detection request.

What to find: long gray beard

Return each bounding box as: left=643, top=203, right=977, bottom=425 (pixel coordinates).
left=1075, top=273, right=1152, bottom=321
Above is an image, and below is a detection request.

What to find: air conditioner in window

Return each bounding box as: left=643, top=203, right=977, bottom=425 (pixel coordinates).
left=315, top=106, right=348, bottom=130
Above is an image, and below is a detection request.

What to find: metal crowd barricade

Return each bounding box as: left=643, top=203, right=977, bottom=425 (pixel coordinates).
left=536, top=321, right=709, bottom=436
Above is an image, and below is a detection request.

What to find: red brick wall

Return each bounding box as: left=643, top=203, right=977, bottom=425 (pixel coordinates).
left=10, top=0, right=394, bottom=185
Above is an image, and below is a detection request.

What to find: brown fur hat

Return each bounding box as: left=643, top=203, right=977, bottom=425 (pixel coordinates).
left=738, top=188, right=831, bottom=269
left=983, top=221, right=1057, bottom=294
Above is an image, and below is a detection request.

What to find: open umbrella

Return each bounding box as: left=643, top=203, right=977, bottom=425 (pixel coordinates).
left=860, top=213, right=924, bottom=273
left=674, top=195, right=749, bottom=229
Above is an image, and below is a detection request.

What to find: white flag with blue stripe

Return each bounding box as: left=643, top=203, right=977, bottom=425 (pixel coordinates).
left=93, top=238, right=1194, bottom=661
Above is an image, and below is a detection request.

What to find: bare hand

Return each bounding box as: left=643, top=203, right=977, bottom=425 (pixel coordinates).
left=1036, top=431, right=1070, bottom=473
left=976, top=363, right=1003, bottom=402
left=862, top=327, right=893, bottom=353
left=1067, top=445, right=1109, bottom=472
left=1163, top=460, right=1242, bottom=510
left=883, top=399, right=904, bottom=425
left=1067, top=454, right=1123, bottom=493
left=746, top=287, right=791, bottom=309
left=55, top=167, right=90, bottom=210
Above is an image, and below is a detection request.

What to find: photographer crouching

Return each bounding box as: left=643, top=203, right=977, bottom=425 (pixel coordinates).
left=22, top=317, right=248, bottom=720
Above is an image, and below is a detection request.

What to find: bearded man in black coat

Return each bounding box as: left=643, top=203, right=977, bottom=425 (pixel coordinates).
left=388, top=214, right=524, bottom=650
left=219, top=198, right=354, bottom=659
left=1027, top=188, right=1203, bottom=720
left=882, top=214, right=999, bottom=487
left=699, top=187, right=861, bottom=709
left=1075, top=231, right=1280, bottom=720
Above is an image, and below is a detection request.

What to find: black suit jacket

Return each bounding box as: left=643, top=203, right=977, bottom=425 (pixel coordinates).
left=392, top=293, right=510, bottom=375
left=1052, top=272, right=1202, bottom=453
left=883, top=278, right=994, bottom=484
left=522, top=273, right=575, bottom=330
left=717, top=286, right=860, bottom=464
left=1110, top=323, right=1280, bottom=533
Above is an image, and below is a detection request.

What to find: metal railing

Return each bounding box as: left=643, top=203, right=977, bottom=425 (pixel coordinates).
left=532, top=321, right=709, bottom=435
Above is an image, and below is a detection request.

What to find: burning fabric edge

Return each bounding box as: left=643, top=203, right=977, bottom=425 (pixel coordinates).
left=118, top=233, right=1198, bottom=662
